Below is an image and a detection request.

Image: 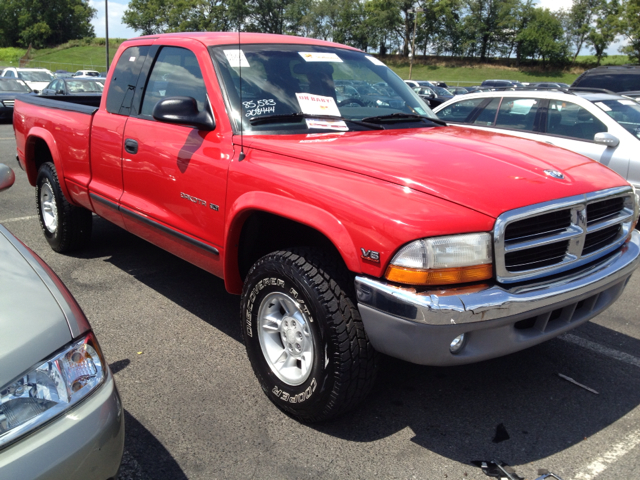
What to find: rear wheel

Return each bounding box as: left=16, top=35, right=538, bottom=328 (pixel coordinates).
left=240, top=248, right=378, bottom=423
left=36, top=162, right=92, bottom=253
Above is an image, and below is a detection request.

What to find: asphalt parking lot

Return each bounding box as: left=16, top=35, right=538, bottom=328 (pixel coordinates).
left=1, top=120, right=639, bottom=480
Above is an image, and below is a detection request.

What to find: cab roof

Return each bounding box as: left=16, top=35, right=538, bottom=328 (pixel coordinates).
left=127, top=32, right=362, bottom=52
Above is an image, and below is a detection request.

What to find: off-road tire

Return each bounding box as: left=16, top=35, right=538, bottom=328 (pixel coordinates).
left=240, top=248, right=378, bottom=423
left=35, top=162, right=92, bottom=253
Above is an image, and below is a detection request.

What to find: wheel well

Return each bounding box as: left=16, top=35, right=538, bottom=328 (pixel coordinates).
left=26, top=136, right=53, bottom=183
left=238, top=211, right=342, bottom=281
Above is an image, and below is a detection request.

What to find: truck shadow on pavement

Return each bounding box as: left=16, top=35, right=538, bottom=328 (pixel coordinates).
left=77, top=216, right=242, bottom=343
left=83, top=217, right=640, bottom=468
left=313, top=325, right=640, bottom=465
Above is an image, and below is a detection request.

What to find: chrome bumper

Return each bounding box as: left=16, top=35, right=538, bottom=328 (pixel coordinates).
left=354, top=230, right=640, bottom=366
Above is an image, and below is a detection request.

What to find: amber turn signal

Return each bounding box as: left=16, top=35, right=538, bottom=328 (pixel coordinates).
left=385, top=263, right=493, bottom=286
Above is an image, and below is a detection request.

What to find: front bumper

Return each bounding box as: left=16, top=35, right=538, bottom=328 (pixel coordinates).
left=0, top=371, right=124, bottom=480
left=355, top=230, right=640, bottom=366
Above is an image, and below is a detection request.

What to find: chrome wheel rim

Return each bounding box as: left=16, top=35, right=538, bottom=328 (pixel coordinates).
left=257, top=291, right=314, bottom=386
left=40, top=181, right=58, bottom=234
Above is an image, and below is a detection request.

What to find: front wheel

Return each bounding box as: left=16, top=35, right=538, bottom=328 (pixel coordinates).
left=36, top=162, right=92, bottom=253
left=240, top=249, right=378, bottom=423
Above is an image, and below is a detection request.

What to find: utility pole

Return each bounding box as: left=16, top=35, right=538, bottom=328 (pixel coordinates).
left=105, top=0, right=110, bottom=72
left=407, top=7, right=423, bottom=80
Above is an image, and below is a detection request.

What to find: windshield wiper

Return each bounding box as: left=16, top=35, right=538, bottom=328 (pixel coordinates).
left=361, top=113, right=447, bottom=126
left=249, top=112, right=384, bottom=130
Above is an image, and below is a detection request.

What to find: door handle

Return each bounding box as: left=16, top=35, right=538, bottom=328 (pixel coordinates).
left=124, top=139, right=138, bottom=155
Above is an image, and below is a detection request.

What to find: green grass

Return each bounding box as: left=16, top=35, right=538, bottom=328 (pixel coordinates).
left=388, top=63, right=581, bottom=85
left=24, top=38, right=127, bottom=72
left=0, top=47, right=28, bottom=66
left=573, top=55, right=631, bottom=66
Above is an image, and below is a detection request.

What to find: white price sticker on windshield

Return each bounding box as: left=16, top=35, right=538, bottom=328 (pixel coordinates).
left=296, top=93, right=341, bottom=116
left=224, top=49, right=250, bottom=68
left=619, top=99, right=637, bottom=106
left=365, top=56, right=386, bottom=66
left=305, top=118, right=348, bottom=131
left=298, top=52, right=343, bottom=62
left=595, top=101, right=612, bottom=111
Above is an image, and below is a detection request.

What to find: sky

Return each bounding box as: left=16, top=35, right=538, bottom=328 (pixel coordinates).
left=90, top=0, right=627, bottom=55
left=89, top=0, right=138, bottom=39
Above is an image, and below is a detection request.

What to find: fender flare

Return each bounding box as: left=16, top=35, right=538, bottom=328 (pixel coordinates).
left=23, top=128, right=72, bottom=201
left=224, top=191, right=361, bottom=294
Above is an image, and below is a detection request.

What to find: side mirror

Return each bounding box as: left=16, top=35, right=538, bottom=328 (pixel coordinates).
left=0, top=164, right=16, bottom=192
left=56, top=89, right=65, bottom=95
left=594, top=132, right=619, bottom=147
left=152, top=96, right=215, bottom=131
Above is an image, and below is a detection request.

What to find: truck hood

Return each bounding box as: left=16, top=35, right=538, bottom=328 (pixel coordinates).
left=244, top=126, right=628, bottom=218
left=0, top=227, right=73, bottom=387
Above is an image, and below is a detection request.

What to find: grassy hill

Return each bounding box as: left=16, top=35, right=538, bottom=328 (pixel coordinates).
left=1, top=39, right=127, bottom=72
left=0, top=39, right=632, bottom=83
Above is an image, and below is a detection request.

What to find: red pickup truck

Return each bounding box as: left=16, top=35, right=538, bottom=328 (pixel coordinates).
left=13, top=32, right=640, bottom=422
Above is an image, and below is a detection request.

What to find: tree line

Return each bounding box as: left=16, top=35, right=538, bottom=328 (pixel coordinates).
left=0, top=0, right=638, bottom=65
left=0, top=0, right=95, bottom=49
left=123, top=0, right=640, bottom=65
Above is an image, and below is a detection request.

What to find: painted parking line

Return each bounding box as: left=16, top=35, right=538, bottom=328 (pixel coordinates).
left=1, top=215, right=37, bottom=223
left=0, top=137, right=15, bottom=140
left=559, top=333, right=640, bottom=369
left=573, top=429, right=640, bottom=480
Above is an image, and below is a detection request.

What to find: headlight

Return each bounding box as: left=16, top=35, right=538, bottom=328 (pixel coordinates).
left=385, top=233, right=493, bottom=285
left=0, top=333, right=105, bottom=449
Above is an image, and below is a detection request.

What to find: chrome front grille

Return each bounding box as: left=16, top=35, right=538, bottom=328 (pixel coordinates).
left=2, top=100, right=15, bottom=107
left=494, top=187, right=637, bottom=283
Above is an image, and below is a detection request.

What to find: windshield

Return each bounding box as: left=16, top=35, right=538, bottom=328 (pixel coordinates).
left=594, top=99, right=640, bottom=139
left=66, top=80, right=104, bottom=93
left=0, top=79, right=31, bottom=92
left=210, top=44, right=435, bottom=134
left=18, top=71, right=53, bottom=82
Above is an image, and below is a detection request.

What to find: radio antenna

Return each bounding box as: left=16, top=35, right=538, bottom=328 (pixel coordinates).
left=238, top=25, right=245, bottom=162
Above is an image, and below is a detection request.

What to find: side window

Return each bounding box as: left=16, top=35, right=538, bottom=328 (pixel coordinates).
left=437, top=97, right=486, bottom=122
left=106, top=45, right=150, bottom=115
left=495, top=98, right=540, bottom=131
left=50, top=80, right=60, bottom=92
left=140, top=47, right=207, bottom=117
left=473, top=98, right=501, bottom=125
left=6, top=70, right=16, bottom=78
left=546, top=100, right=607, bottom=141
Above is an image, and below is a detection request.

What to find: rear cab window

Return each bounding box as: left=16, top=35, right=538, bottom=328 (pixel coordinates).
left=106, top=46, right=150, bottom=115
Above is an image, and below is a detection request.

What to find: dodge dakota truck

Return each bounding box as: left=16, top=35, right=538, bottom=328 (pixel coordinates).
left=13, top=32, right=640, bottom=423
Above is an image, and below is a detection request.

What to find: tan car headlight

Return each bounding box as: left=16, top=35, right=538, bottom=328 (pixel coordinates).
left=0, top=332, right=106, bottom=450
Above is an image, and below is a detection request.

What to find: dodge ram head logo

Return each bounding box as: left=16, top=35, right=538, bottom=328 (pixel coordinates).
left=361, top=248, right=380, bottom=262
left=544, top=169, right=565, bottom=179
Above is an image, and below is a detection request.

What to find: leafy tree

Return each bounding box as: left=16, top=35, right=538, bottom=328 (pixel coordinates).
left=566, top=0, right=600, bottom=61
left=517, top=7, right=569, bottom=64
left=586, top=0, right=621, bottom=65
left=364, top=0, right=402, bottom=54
left=620, top=0, right=640, bottom=63
left=463, top=0, right=519, bottom=60
left=0, top=0, right=95, bottom=48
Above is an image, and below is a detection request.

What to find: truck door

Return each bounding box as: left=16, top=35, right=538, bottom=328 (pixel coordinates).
left=89, top=45, right=151, bottom=227
left=119, top=44, right=232, bottom=275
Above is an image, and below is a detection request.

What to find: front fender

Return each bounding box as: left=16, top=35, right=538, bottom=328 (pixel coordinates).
left=223, top=191, right=361, bottom=294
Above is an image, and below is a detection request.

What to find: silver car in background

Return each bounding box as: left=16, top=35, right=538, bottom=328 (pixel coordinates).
left=0, top=164, right=124, bottom=479
left=433, top=90, right=640, bottom=190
